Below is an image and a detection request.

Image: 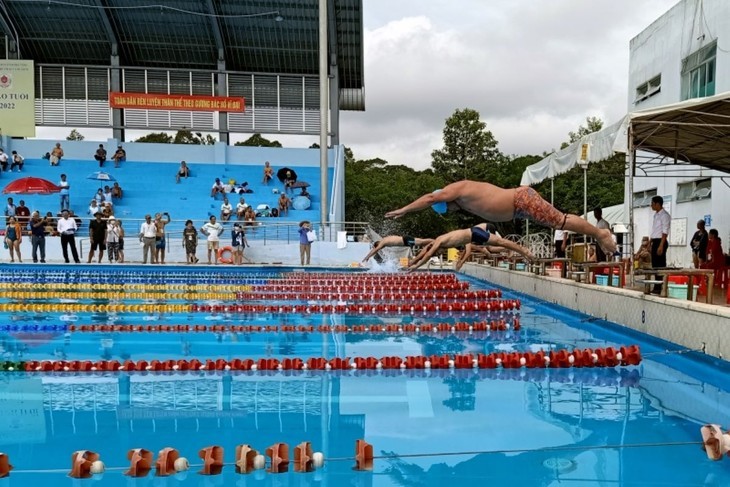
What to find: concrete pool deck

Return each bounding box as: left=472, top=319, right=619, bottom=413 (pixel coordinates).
left=461, top=263, right=730, bottom=360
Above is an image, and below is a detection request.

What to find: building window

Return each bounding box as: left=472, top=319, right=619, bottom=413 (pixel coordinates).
left=635, top=74, right=661, bottom=104
left=677, top=178, right=711, bottom=203
left=681, top=41, right=716, bottom=100
left=633, top=189, right=657, bottom=207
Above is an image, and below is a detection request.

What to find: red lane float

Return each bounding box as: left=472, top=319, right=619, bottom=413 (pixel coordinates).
left=70, top=450, right=102, bottom=479
left=237, top=289, right=502, bottom=301
left=125, top=449, right=153, bottom=477
left=199, top=446, right=224, bottom=476
left=0, top=453, right=12, bottom=478
left=266, top=443, right=289, bottom=474
left=700, top=424, right=730, bottom=461
left=235, top=445, right=259, bottom=474
left=354, top=440, right=374, bottom=471
left=24, top=346, right=640, bottom=373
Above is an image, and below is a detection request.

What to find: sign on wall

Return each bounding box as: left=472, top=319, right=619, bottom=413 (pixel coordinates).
left=109, top=92, right=245, bottom=112
left=0, top=60, right=35, bottom=137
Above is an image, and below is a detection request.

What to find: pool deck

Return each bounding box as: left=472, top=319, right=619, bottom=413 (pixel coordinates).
left=462, top=263, right=730, bottom=360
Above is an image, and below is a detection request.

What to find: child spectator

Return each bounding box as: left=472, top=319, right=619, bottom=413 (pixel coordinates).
left=176, top=161, right=190, bottom=183
left=106, top=217, right=121, bottom=263
left=50, top=142, right=64, bottom=166
left=0, top=149, right=7, bottom=172
left=10, top=151, right=23, bottom=172
left=183, top=219, right=198, bottom=264
left=112, top=145, right=126, bottom=168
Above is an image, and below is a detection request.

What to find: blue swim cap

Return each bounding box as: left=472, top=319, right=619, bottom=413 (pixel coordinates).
left=431, top=189, right=447, bottom=214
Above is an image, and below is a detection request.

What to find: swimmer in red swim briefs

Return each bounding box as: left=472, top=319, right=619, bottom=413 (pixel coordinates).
left=385, top=180, right=617, bottom=255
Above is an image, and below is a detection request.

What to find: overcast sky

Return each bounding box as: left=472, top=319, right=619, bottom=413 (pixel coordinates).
left=38, top=0, right=679, bottom=170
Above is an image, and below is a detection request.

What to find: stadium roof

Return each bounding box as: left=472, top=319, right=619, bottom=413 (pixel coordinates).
left=0, top=0, right=364, bottom=109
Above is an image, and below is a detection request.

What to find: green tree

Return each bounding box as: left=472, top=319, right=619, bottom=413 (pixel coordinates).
left=561, top=116, right=604, bottom=149
left=174, top=130, right=216, bottom=145
left=134, top=132, right=173, bottom=143
left=235, top=133, right=282, bottom=147
left=66, top=129, right=85, bottom=141
left=431, top=108, right=502, bottom=183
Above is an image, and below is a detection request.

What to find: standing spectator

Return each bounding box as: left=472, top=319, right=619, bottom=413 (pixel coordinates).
left=14, top=200, right=30, bottom=229
left=176, top=161, right=190, bottom=183
left=111, top=182, right=123, bottom=200
left=105, top=217, right=121, bottom=263
left=262, top=161, right=273, bottom=185
left=231, top=223, right=248, bottom=265
left=236, top=197, right=249, bottom=220
left=220, top=197, right=233, bottom=221
left=57, top=209, right=80, bottom=263
left=5, top=197, right=16, bottom=223
left=278, top=193, right=291, bottom=217
left=139, top=214, right=158, bottom=264
left=298, top=220, right=313, bottom=265
left=554, top=229, right=567, bottom=258
left=593, top=208, right=611, bottom=262
left=650, top=195, right=671, bottom=294
left=59, top=174, right=70, bottom=211
left=0, top=149, right=7, bottom=172
left=30, top=211, right=47, bottom=263
left=50, top=143, right=64, bottom=166
left=4, top=216, right=22, bottom=262
left=116, top=220, right=125, bottom=263
left=94, top=144, right=107, bottom=167
left=210, top=178, right=224, bottom=198
left=702, top=229, right=726, bottom=288
left=112, top=145, right=126, bottom=168
left=87, top=212, right=107, bottom=263
left=10, top=151, right=23, bottom=172
left=183, top=219, right=199, bottom=264
left=690, top=219, right=708, bottom=269
left=201, top=216, right=224, bottom=264
left=154, top=212, right=171, bottom=264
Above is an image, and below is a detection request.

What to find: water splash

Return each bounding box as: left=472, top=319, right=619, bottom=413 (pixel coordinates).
left=366, top=258, right=401, bottom=274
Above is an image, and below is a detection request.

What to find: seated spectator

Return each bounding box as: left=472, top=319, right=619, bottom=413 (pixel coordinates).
left=45, top=212, right=58, bottom=236
left=93, top=188, right=105, bottom=205
left=14, top=200, right=30, bottom=229
left=236, top=197, right=249, bottom=220
left=236, top=181, right=253, bottom=194
left=0, top=149, right=7, bottom=172
left=111, top=182, right=123, bottom=200
left=101, top=201, right=114, bottom=218
left=50, top=142, right=63, bottom=166
left=300, top=187, right=310, bottom=199
left=220, top=197, right=233, bottom=221
left=69, top=210, right=83, bottom=229
left=243, top=206, right=257, bottom=228
left=103, top=185, right=113, bottom=202
left=88, top=199, right=101, bottom=216
left=634, top=236, right=652, bottom=269
left=10, top=151, right=23, bottom=172
left=284, top=170, right=296, bottom=194
left=176, top=161, right=190, bottom=183
left=223, top=179, right=236, bottom=193
left=112, top=145, right=126, bottom=168
left=278, top=193, right=291, bottom=217
left=210, top=178, right=224, bottom=198
left=94, top=144, right=107, bottom=168
left=262, top=161, right=273, bottom=185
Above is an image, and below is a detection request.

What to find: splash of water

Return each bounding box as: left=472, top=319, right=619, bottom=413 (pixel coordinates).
left=366, top=258, right=401, bottom=274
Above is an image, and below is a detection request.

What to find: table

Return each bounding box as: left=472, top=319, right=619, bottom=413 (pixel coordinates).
left=652, top=268, right=716, bottom=304
left=535, top=258, right=572, bottom=279
left=579, top=261, right=626, bottom=288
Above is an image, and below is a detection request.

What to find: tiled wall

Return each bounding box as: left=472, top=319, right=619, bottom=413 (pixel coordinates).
left=462, top=264, right=730, bottom=359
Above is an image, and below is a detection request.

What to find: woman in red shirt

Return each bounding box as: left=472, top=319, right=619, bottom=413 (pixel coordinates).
left=702, top=229, right=726, bottom=287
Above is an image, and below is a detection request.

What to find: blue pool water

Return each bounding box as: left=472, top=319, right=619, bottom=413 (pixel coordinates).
left=0, top=265, right=729, bottom=486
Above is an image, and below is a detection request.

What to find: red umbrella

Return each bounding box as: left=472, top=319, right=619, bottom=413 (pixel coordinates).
left=3, top=177, right=61, bottom=195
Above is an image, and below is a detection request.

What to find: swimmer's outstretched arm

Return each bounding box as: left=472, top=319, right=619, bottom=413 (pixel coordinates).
left=454, top=244, right=473, bottom=272
left=362, top=240, right=387, bottom=263
left=407, top=229, right=470, bottom=271
left=385, top=185, right=457, bottom=219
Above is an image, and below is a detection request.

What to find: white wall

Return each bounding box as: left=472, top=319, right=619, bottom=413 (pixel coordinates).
left=628, top=0, right=730, bottom=264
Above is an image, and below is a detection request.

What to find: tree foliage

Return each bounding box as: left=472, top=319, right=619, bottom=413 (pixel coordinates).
left=135, top=130, right=216, bottom=144
left=66, top=129, right=85, bottom=141
left=235, top=133, right=282, bottom=147
left=431, top=108, right=502, bottom=183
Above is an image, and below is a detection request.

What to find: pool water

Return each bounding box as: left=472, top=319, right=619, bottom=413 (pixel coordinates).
left=0, top=266, right=729, bottom=486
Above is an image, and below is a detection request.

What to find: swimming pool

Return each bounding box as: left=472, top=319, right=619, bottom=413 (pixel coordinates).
left=0, top=265, right=728, bottom=486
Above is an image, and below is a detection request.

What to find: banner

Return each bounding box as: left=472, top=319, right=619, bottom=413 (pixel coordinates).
left=109, top=92, right=245, bottom=112
left=0, top=60, right=35, bottom=137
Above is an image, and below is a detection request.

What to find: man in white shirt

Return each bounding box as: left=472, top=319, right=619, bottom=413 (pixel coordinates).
left=593, top=208, right=611, bottom=262
left=220, top=197, right=233, bottom=221
left=236, top=197, right=249, bottom=220
left=57, top=209, right=81, bottom=263
left=554, top=229, right=566, bottom=258
left=650, top=195, right=671, bottom=293
left=138, top=214, right=158, bottom=264
left=201, top=216, right=224, bottom=264
left=210, top=178, right=224, bottom=198
left=0, top=149, right=8, bottom=172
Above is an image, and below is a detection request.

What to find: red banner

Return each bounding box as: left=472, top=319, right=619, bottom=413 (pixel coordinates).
left=109, top=92, right=245, bottom=112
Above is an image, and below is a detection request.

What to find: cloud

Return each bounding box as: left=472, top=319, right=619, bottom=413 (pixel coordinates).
left=342, top=0, right=678, bottom=170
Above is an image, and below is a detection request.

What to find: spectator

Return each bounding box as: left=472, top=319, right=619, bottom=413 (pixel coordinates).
left=298, top=221, right=313, bottom=265
left=57, top=209, right=80, bottom=263
left=223, top=179, right=236, bottom=194
left=0, top=149, right=7, bottom=172
left=94, top=188, right=105, bottom=205
left=4, top=216, right=22, bottom=262
left=44, top=212, right=57, bottom=236
left=14, top=200, right=30, bottom=229
left=103, top=185, right=113, bottom=202
left=30, top=211, right=47, bottom=263
left=116, top=219, right=125, bottom=263
left=88, top=200, right=101, bottom=216
left=210, top=178, right=224, bottom=198
left=112, top=145, right=126, bottom=168
left=87, top=212, right=107, bottom=263
left=634, top=236, right=652, bottom=270
left=690, top=219, right=708, bottom=269
left=154, top=212, right=171, bottom=264
left=59, top=174, right=70, bottom=211
left=237, top=181, right=253, bottom=194
left=231, top=223, right=248, bottom=265
left=69, top=210, right=83, bottom=229
left=139, top=214, right=157, bottom=264
left=201, top=215, right=224, bottom=264
left=105, top=216, right=121, bottom=263
left=182, top=219, right=199, bottom=264
left=50, top=143, right=64, bottom=166
left=5, top=197, right=16, bottom=223
left=554, top=229, right=567, bottom=258
left=176, top=161, right=190, bottom=183
left=702, top=228, right=725, bottom=274
left=94, top=144, right=107, bottom=168
left=111, top=182, right=123, bottom=200
left=101, top=201, right=114, bottom=219
left=284, top=170, right=296, bottom=194
left=300, top=187, right=310, bottom=199
left=278, top=193, right=290, bottom=217
left=650, top=195, right=671, bottom=294
left=262, top=161, right=273, bottom=185
left=220, top=197, right=233, bottom=221
left=243, top=207, right=256, bottom=229
left=236, top=197, right=249, bottom=220
left=593, top=208, right=611, bottom=262
left=10, top=151, right=23, bottom=172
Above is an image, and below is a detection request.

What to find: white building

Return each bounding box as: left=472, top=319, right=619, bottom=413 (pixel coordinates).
left=628, top=0, right=730, bottom=267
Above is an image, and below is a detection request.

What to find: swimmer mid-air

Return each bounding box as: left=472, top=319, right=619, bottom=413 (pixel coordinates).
left=362, top=235, right=435, bottom=263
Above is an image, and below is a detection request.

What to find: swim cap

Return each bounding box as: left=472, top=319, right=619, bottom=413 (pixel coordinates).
left=431, top=189, right=447, bottom=214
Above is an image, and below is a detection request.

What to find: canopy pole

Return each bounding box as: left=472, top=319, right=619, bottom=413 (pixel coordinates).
left=628, top=124, right=636, bottom=286
left=318, top=0, right=329, bottom=236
